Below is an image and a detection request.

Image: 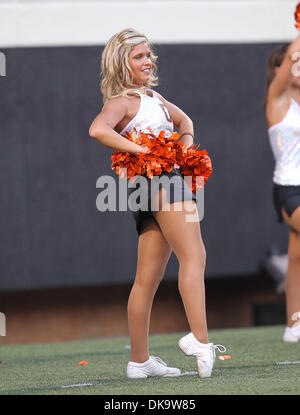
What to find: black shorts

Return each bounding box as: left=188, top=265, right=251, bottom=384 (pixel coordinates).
left=273, top=183, right=300, bottom=223
left=128, top=167, right=197, bottom=235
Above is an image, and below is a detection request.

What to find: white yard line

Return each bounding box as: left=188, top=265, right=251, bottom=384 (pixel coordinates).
left=179, top=371, right=198, bottom=376
left=61, top=382, right=93, bottom=388
left=276, top=361, right=300, bottom=365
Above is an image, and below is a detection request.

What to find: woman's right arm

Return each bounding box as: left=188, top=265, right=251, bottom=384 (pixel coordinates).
left=89, top=97, right=146, bottom=155
left=268, top=34, right=300, bottom=100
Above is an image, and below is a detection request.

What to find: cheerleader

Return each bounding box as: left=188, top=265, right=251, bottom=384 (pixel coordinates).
left=89, top=28, right=225, bottom=378
left=265, top=35, right=300, bottom=342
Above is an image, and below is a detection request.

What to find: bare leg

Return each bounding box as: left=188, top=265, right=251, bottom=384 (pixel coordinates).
left=153, top=190, right=208, bottom=344
left=282, top=207, right=300, bottom=327
left=128, top=219, right=172, bottom=363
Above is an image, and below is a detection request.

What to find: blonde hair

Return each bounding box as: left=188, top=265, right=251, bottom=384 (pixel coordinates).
left=101, top=28, right=158, bottom=103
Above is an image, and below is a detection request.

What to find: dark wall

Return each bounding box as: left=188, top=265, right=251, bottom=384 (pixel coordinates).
left=0, top=43, right=288, bottom=291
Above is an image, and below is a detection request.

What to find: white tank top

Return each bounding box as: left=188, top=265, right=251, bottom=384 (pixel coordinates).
left=268, top=98, right=300, bottom=185
left=119, top=90, right=174, bottom=138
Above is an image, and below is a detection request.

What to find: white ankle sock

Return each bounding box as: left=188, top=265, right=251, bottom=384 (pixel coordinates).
left=129, top=358, right=151, bottom=366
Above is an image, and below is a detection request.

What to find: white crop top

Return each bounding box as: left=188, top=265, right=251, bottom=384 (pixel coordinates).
left=119, top=90, right=174, bottom=138
left=268, top=98, right=300, bottom=186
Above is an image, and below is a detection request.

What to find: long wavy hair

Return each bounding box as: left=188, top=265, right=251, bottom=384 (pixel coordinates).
left=101, top=28, right=158, bottom=103
left=263, top=43, right=289, bottom=111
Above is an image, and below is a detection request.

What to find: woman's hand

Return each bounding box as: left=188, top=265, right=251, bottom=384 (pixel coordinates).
left=139, top=145, right=149, bottom=153
left=133, top=144, right=149, bottom=155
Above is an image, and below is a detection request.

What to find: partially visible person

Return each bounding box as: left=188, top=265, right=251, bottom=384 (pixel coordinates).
left=265, top=35, right=300, bottom=342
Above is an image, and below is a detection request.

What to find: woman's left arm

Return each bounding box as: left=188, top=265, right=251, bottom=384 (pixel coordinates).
left=155, top=92, right=194, bottom=148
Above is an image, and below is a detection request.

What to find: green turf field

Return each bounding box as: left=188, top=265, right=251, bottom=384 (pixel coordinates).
left=0, top=325, right=299, bottom=395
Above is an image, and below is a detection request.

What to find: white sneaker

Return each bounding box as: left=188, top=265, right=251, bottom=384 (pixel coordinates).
left=178, top=332, right=226, bottom=378
left=126, top=356, right=181, bottom=378
left=283, top=325, right=300, bottom=342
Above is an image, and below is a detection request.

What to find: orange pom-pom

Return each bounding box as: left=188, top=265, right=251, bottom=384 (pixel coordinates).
left=111, top=130, right=212, bottom=194
left=111, top=130, right=181, bottom=180
left=180, top=145, right=213, bottom=194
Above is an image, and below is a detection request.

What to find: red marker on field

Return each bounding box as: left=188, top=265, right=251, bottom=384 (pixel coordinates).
left=218, top=355, right=232, bottom=360
left=74, top=360, right=89, bottom=365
